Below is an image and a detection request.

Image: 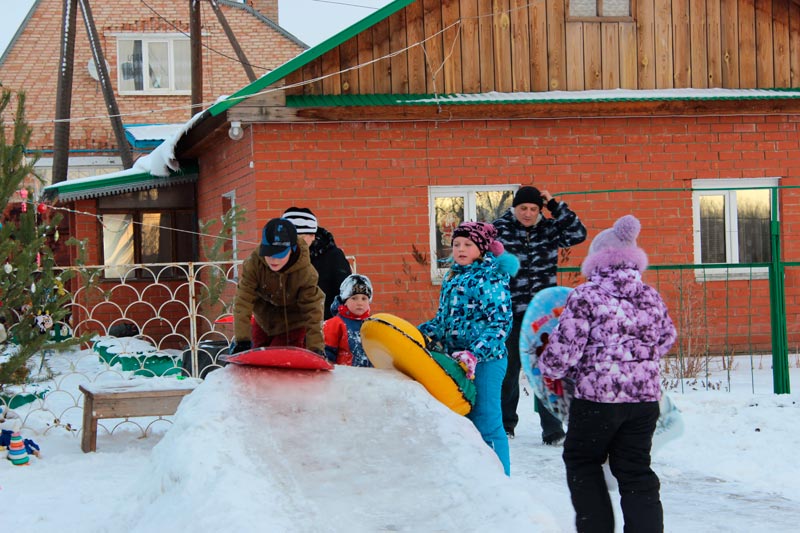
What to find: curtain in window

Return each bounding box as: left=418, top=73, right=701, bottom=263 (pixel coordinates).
left=173, top=39, right=191, bottom=91
left=699, top=196, right=726, bottom=263
left=736, top=190, right=771, bottom=263
left=434, top=197, right=465, bottom=268
left=119, top=40, right=144, bottom=91
left=570, top=0, right=596, bottom=16
left=102, top=214, right=134, bottom=278
left=570, top=0, right=630, bottom=17
left=147, top=42, right=170, bottom=90
left=476, top=191, right=513, bottom=222
left=604, top=0, right=630, bottom=16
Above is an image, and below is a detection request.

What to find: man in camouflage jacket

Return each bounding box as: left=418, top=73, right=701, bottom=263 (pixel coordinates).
left=493, top=186, right=587, bottom=444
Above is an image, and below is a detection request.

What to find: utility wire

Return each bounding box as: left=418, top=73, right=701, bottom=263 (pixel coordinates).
left=310, top=0, right=382, bottom=9
left=139, top=0, right=271, bottom=72
left=24, top=0, right=647, bottom=127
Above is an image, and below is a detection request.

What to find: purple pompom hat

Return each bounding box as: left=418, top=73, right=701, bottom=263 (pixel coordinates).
left=581, top=214, right=648, bottom=277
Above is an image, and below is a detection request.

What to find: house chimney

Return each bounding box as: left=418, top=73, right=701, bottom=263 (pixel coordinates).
left=249, top=0, right=278, bottom=22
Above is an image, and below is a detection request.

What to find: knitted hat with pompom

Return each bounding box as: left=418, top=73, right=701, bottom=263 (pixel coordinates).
left=581, top=214, right=648, bottom=277
left=451, top=221, right=505, bottom=256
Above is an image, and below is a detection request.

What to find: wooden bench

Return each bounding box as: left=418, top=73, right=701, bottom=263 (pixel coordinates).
left=79, top=380, right=198, bottom=453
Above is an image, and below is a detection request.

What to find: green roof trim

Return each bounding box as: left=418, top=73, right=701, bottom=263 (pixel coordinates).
left=285, top=89, right=800, bottom=108
left=42, top=164, right=199, bottom=202
left=207, top=0, right=416, bottom=117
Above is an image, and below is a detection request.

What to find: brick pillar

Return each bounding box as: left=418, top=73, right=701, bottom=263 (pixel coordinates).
left=249, top=0, right=278, bottom=22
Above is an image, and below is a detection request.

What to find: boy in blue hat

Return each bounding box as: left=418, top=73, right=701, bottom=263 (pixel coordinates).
left=230, top=218, right=325, bottom=354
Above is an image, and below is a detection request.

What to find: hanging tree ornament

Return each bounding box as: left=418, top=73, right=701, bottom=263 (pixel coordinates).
left=37, top=203, right=48, bottom=215
left=19, top=189, right=28, bottom=212
left=3, top=263, right=12, bottom=274
left=30, top=281, right=36, bottom=294
left=55, top=277, right=66, bottom=296
left=37, top=252, right=41, bottom=267
left=54, top=229, right=59, bottom=242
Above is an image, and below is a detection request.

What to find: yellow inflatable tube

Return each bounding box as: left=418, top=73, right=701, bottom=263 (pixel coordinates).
left=361, top=313, right=475, bottom=416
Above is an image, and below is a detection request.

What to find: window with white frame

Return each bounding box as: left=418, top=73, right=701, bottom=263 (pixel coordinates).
left=429, top=185, right=516, bottom=280
left=117, top=34, right=191, bottom=95
left=568, top=0, right=633, bottom=18
left=692, top=177, right=777, bottom=280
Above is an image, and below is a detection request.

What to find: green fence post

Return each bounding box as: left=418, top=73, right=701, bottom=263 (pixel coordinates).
left=769, top=187, right=791, bottom=394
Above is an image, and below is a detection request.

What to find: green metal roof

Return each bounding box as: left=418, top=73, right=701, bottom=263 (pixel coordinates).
left=207, top=0, right=416, bottom=117
left=42, top=164, right=198, bottom=202
left=284, top=88, right=800, bottom=107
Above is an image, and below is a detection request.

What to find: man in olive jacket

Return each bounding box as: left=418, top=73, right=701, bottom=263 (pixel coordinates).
left=230, top=218, right=325, bottom=354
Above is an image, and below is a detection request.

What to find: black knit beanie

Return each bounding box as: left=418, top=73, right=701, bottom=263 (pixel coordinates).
left=512, top=186, right=544, bottom=208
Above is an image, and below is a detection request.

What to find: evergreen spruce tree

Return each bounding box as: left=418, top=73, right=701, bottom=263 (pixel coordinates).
left=0, top=90, right=82, bottom=387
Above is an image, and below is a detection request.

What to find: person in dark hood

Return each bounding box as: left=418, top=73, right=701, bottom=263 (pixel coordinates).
left=283, top=207, right=352, bottom=320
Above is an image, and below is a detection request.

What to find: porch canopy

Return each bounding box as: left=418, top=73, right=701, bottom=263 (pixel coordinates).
left=42, top=164, right=198, bottom=202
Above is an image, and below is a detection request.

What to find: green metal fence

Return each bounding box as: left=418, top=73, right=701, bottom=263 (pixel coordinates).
left=555, top=184, right=797, bottom=394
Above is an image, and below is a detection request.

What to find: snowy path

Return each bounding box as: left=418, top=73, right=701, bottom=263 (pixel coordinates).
left=511, top=388, right=800, bottom=533
left=4, top=366, right=800, bottom=532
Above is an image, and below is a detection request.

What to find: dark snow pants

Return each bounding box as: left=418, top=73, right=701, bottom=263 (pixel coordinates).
left=501, top=315, right=565, bottom=441
left=563, top=398, right=662, bottom=533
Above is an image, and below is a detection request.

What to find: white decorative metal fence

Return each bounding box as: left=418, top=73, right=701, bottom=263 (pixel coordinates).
left=1, top=261, right=241, bottom=440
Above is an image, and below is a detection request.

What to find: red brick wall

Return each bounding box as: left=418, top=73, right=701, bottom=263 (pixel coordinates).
left=248, top=0, right=279, bottom=22
left=193, top=113, right=800, bottom=355
left=0, top=0, right=302, bottom=154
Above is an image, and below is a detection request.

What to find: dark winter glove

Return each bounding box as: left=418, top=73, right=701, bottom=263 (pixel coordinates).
left=543, top=377, right=564, bottom=397
left=546, top=198, right=559, bottom=213
left=422, top=333, right=442, bottom=352
left=229, top=340, right=252, bottom=354
left=421, top=333, right=434, bottom=349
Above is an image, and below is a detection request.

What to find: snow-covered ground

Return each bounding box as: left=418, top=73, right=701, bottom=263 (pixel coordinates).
left=1, top=349, right=799, bottom=532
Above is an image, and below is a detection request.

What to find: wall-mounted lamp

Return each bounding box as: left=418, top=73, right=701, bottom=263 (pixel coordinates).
left=228, top=120, right=244, bottom=141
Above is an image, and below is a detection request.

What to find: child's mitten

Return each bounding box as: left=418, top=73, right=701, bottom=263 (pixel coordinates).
left=24, top=438, right=40, bottom=457
left=451, top=350, right=477, bottom=380
left=543, top=376, right=564, bottom=397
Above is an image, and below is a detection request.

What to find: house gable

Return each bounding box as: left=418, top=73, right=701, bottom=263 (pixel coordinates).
left=284, top=0, right=800, bottom=95
left=210, top=0, right=800, bottom=125
left=0, top=0, right=305, bottom=156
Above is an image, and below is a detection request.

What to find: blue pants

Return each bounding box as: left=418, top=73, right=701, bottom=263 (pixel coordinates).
left=467, top=357, right=510, bottom=476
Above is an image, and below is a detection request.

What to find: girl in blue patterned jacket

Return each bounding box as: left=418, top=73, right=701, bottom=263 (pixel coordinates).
left=419, top=222, right=519, bottom=476
left=539, top=215, right=676, bottom=533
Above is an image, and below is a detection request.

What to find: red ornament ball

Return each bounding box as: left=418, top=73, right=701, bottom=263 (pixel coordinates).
left=37, top=203, right=48, bottom=214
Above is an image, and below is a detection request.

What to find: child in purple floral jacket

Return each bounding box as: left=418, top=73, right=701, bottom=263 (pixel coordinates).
left=539, top=214, right=676, bottom=533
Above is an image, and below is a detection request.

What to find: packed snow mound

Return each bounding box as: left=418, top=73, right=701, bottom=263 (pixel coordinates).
left=112, top=365, right=557, bottom=532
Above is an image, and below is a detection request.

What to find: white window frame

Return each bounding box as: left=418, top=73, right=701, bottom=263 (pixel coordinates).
left=691, top=177, right=779, bottom=281
left=428, top=185, right=517, bottom=282
left=222, top=190, right=240, bottom=281
left=115, top=33, right=191, bottom=95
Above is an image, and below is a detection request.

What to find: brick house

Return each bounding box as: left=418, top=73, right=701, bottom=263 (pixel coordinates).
left=0, top=0, right=304, bottom=346
left=44, top=0, right=800, bottom=365
left=1, top=0, right=303, bottom=182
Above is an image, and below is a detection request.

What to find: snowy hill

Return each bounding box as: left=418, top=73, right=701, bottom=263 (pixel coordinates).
left=3, top=357, right=800, bottom=532
left=109, top=365, right=557, bottom=532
